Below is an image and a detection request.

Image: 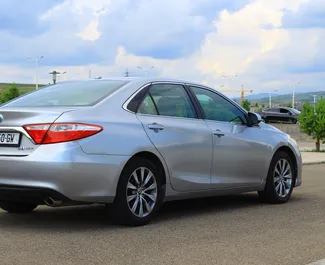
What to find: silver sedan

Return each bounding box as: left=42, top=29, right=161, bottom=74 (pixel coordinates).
left=0, top=78, right=302, bottom=226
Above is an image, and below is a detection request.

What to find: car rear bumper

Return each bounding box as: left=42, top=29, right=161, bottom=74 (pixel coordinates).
left=0, top=142, right=130, bottom=204
left=0, top=185, right=71, bottom=204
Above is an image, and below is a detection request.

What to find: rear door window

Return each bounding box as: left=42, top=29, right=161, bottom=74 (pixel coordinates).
left=137, top=84, right=197, bottom=119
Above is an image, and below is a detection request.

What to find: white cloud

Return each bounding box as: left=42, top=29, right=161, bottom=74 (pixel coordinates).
left=2, top=0, right=325, bottom=97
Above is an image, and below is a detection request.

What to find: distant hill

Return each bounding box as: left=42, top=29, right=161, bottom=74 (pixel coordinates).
left=232, top=93, right=281, bottom=100
left=233, top=91, right=325, bottom=104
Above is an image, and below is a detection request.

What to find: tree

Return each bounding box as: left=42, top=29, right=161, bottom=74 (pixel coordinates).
left=262, top=104, right=265, bottom=108
left=241, top=100, right=251, bottom=111
left=255, top=102, right=259, bottom=107
left=287, top=102, right=293, bottom=108
left=0, top=83, right=20, bottom=103
left=298, top=98, right=325, bottom=152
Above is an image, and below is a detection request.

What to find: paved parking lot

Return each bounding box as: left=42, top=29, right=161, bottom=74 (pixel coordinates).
left=0, top=165, right=324, bottom=265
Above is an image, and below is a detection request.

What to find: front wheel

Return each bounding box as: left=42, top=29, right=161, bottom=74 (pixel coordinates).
left=258, top=151, right=295, bottom=204
left=111, top=157, right=165, bottom=226
left=290, top=118, right=297, bottom=124
left=0, top=202, right=38, bottom=213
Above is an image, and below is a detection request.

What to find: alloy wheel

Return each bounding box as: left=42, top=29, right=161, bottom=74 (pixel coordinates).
left=126, top=167, right=158, bottom=218
left=273, top=159, right=292, bottom=197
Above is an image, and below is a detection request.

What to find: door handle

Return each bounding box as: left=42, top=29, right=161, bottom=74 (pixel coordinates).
left=213, top=130, right=225, bottom=138
left=148, top=123, right=164, bottom=131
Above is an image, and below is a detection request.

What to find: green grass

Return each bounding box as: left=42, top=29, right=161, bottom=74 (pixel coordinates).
left=0, top=83, right=46, bottom=96
left=301, top=149, right=325, bottom=153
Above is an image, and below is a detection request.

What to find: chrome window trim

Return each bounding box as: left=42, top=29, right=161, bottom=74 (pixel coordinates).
left=136, top=112, right=201, bottom=122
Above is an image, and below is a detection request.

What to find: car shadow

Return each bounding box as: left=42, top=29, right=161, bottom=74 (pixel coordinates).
left=0, top=193, right=305, bottom=231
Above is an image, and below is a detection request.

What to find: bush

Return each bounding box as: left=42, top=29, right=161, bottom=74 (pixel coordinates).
left=298, top=98, right=325, bottom=152
left=0, top=83, right=20, bottom=103
left=241, top=100, right=251, bottom=111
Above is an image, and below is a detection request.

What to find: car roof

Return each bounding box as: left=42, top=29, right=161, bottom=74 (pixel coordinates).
left=57, top=76, right=214, bottom=89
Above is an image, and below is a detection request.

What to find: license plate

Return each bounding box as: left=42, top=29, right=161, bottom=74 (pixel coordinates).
left=0, top=132, right=21, bottom=146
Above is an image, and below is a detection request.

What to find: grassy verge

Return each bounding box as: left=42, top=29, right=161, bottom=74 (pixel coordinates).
left=0, top=83, right=46, bottom=96
left=300, top=149, right=325, bottom=153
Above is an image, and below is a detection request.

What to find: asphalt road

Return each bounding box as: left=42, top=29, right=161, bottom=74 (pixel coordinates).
left=0, top=165, right=325, bottom=265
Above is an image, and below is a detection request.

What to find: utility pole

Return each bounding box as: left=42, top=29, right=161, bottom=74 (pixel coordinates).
left=313, top=94, right=316, bottom=113
left=221, top=73, right=238, bottom=98
left=27, top=56, right=44, bottom=90
left=309, top=94, right=318, bottom=114
left=89, top=70, right=92, bottom=79
left=288, top=81, right=300, bottom=108
left=137, top=66, right=154, bottom=76
left=49, top=70, right=61, bottom=84
left=124, top=68, right=129, bottom=77
left=269, top=90, right=278, bottom=108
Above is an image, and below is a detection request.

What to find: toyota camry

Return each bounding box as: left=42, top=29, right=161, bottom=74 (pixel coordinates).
left=0, top=78, right=302, bottom=226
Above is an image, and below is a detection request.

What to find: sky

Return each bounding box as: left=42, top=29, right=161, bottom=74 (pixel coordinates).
left=0, top=0, right=324, bottom=96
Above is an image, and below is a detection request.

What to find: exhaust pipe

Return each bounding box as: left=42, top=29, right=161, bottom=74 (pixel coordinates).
left=44, top=197, right=64, bottom=207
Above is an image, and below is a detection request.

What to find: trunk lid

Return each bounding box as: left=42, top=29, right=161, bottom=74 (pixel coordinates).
left=0, top=107, right=81, bottom=156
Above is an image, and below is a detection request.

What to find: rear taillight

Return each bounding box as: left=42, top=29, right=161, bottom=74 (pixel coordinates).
left=23, top=123, right=103, bottom=144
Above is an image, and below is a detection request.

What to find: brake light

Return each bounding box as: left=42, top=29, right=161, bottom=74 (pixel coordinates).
left=23, top=123, right=103, bottom=144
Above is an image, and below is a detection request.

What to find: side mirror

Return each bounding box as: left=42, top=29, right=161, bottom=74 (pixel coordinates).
left=248, top=112, right=262, bottom=126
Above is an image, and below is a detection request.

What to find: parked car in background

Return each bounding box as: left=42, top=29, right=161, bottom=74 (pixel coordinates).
left=0, top=78, right=302, bottom=226
left=256, top=107, right=301, bottom=124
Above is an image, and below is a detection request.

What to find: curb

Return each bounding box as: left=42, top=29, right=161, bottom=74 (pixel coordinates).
left=306, top=259, right=325, bottom=265
left=303, top=161, right=325, bottom=166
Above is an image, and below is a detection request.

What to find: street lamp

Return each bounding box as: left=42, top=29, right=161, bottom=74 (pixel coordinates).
left=222, top=73, right=238, bottom=98
left=288, top=81, right=300, bottom=108
left=49, top=70, right=65, bottom=84
left=310, top=94, right=317, bottom=113
left=27, top=56, right=44, bottom=90
left=137, top=66, right=154, bottom=76
left=58, top=71, right=67, bottom=82
left=269, top=89, right=278, bottom=108
left=309, top=92, right=322, bottom=113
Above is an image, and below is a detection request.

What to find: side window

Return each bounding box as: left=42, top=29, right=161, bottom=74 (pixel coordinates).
left=138, top=84, right=196, bottom=118
left=190, top=86, right=247, bottom=124
left=137, top=94, right=158, bottom=115
left=280, top=108, right=289, bottom=114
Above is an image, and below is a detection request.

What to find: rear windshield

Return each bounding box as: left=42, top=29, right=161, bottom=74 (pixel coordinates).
left=2, top=80, right=129, bottom=107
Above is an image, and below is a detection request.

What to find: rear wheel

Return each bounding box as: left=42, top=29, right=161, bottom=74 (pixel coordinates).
left=0, top=202, right=38, bottom=213
left=258, top=151, right=295, bottom=204
left=111, top=157, right=165, bottom=226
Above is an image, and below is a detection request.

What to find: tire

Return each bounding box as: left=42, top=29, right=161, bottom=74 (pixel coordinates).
left=111, top=157, right=165, bottom=226
left=289, top=118, right=295, bottom=124
left=0, top=202, right=38, bottom=213
left=258, top=151, right=295, bottom=204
